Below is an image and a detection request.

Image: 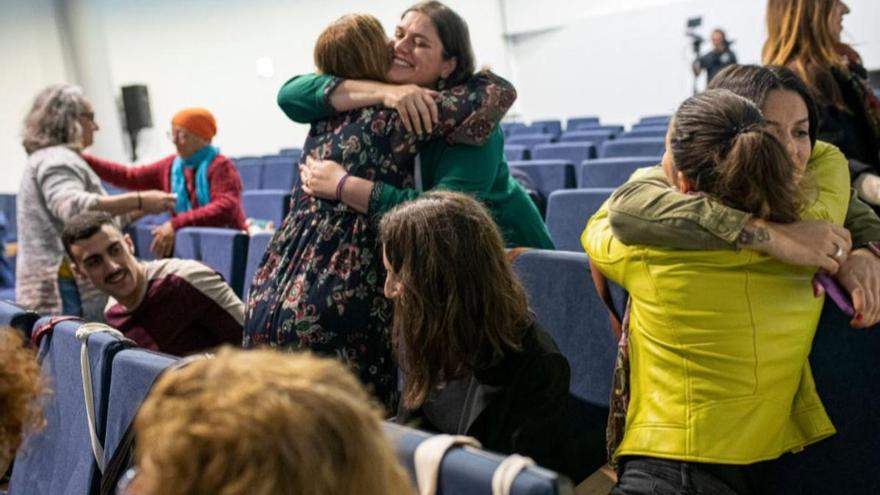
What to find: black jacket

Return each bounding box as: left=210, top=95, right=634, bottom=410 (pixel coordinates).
left=396, top=321, right=571, bottom=476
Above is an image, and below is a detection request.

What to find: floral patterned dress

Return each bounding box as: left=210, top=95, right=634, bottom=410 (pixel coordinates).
left=245, top=72, right=515, bottom=407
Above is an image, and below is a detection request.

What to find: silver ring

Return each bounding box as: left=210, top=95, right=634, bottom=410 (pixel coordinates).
left=834, top=245, right=845, bottom=259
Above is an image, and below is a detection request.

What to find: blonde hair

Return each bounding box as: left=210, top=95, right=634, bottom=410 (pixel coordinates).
left=132, top=347, right=411, bottom=495
left=379, top=191, right=530, bottom=409
left=762, top=0, right=847, bottom=108
left=314, top=14, right=391, bottom=82
left=0, top=330, right=46, bottom=473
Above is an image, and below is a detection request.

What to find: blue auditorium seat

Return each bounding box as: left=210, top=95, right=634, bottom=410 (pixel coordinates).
left=10, top=319, right=131, bottom=495
left=504, top=144, right=529, bottom=161
left=601, top=137, right=665, bottom=158
left=636, top=115, right=671, bottom=126
left=234, top=157, right=264, bottom=191
left=507, top=135, right=555, bottom=152
left=0, top=300, right=39, bottom=338
left=513, top=250, right=623, bottom=479
left=509, top=126, right=549, bottom=137
left=501, top=122, right=527, bottom=137
left=579, top=157, right=659, bottom=188
left=173, top=228, right=249, bottom=298
left=243, top=232, right=273, bottom=300
left=242, top=190, right=291, bottom=228
left=278, top=147, right=302, bottom=159
left=758, top=300, right=880, bottom=494
left=531, top=119, right=563, bottom=138
left=545, top=189, right=614, bottom=251
left=382, top=422, right=575, bottom=494
left=619, top=125, right=667, bottom=139
left=584, top=124, right=624, bottom=135
left=533, top=143, right=597, bottom=164
left=559, top=130, right=614, bottom=149
left=129, top=223, right=157, bottom=261
left=0, top=193, right=17, bottom=242
left=102, top=349, right=178, bottom=479
left=261, top=155, right=298, bottom=191
left=509, top=160, right=576, bottom=201
left=565, top=116, right=600, bottom=131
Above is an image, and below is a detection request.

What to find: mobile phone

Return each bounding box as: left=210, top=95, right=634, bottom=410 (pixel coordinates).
left=814, top=272, right=855, bottom=316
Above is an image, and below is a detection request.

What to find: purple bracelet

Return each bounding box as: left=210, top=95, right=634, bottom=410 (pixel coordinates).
left=336, top=173, right=350, bottom=202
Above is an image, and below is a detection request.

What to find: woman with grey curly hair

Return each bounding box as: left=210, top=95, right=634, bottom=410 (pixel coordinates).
left=17, top=84, right=175, bottom=320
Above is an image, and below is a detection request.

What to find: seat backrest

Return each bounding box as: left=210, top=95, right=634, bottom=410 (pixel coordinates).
left=565, top=116, right=599, bottom=131
left=513, top=250, right=620, bottom=407
left=619, top=125, right=667, bottom=139
left=261, top=155, right=299, bottom=191
left=506, top=135, right=555, bottom=150
left=579, top=157, right=659, bottom=188
left=10, top=319, right=130, bottom=495
left=531, top=119, right=562, bottom=138
left=0, top=193, right=17, bottom=242
left=278, top=147, right=302, bottom=160
left=173, top=227, right=249, bottom=298
left=234, top=156, right=264, bottom=191
left=636, top=115, right=671, bottom=126
left=243, top=232, right=273, bottom=300
left=545, top=189, right=614, bottom=252
left=501, top=122, right=527, bottom=137
left=532, top=143, right=597, bottom=164
left=559, top=130, right=614, bottom=149
left=600, top=137, right=665, bottom=158
left=102, top=349, right=178, bottom=472
left=509, top=126, right=549, bottom=138
left=758, top=300, right=880, bottom=494
left=242, top=190, right=292, bottom=227
left=504, top=145, right=529, bottom=162
left=508, top=160, right=576, bottom=201
left=0, top=300, right=39, bottom=338
left=382, top=422, right=575, bottom=495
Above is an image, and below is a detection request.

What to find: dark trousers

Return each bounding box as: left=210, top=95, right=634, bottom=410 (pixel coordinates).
left=611, top=457, right=760, bottom=495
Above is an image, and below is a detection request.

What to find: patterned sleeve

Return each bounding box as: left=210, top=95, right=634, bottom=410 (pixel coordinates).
left=389, top=71, right=516, bottom=158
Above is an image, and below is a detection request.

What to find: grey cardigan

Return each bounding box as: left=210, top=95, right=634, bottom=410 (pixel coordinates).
left=16, top=145, right=110, bottom=321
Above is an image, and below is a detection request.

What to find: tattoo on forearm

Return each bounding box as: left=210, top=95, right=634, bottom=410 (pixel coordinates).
left=738, top=226, right=771, bottom=245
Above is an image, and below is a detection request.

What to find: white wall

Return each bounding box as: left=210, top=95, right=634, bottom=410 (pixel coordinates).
left=0, top=0, right=72, bottom=193
left=95, top=0, right=511, bottom=163
left=503, top=0, right=880, bottom=127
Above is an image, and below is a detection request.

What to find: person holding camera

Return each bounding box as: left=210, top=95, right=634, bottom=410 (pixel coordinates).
left=692, top=29, right=737, bottom=83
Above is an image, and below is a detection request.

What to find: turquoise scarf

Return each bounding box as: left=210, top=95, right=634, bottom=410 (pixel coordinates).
left=170, top=145, right=218, bottom=213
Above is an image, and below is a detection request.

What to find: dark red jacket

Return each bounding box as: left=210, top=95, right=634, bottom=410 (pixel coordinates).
left=84, top=153, right=247, bottom=230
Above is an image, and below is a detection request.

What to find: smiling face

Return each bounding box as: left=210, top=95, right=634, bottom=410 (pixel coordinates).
left=387, top=11, right=456, bottom=88
left=761, top=89, right=811, bottom=180
left=828, top=0, right=849, bottom=43
left=69, top=224, right=143, bottom=307
left=171, top=125, right=207, bottom=160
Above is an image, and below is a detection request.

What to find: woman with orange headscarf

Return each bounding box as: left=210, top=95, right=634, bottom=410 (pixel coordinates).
left=84, top=108, right=247, bottom=258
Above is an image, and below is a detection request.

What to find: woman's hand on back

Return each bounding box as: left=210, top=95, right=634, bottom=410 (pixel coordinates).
left=382, top=84, right=439, bottom=136
left=300, top=157, right=347, bottom=200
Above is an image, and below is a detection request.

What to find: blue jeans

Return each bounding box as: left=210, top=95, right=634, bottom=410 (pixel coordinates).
left=58, top=277, right=82, bottom=316
left=612, top=457, right=759, bottom=495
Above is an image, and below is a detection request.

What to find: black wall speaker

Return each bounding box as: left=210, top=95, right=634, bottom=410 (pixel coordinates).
left=121, top=84, right=152, bottom=133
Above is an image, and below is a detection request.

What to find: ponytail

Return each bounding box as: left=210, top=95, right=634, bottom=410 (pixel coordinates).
left=716, top=127, right=802, bottom=223
left=669, top=89, right=804, bottom=223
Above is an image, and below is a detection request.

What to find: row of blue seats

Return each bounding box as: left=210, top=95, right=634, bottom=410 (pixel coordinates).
left=501, top=115, right=670, bottom=138
left=505, top=135, right=665, bottom=161
left=0, top=304, right=575, bottom=494
left=511, top=157, right=658, bottom=196
left=232, top=149, right=302, bottom=192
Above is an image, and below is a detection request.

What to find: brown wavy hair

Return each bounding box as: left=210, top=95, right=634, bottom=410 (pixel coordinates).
left=379, top=191, right=530, bottom=409
left=763, top=0, right=848, bottom=109
left=314, top=14, right=391, bottom=82
left=132, top=348, right=411, bottom=495
left=0, top=330, right=46, bottom=473
left=669, top=89, right=803, bottom=223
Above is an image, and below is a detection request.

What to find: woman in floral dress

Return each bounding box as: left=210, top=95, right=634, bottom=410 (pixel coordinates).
left=244, top=12, right=514, bottom=407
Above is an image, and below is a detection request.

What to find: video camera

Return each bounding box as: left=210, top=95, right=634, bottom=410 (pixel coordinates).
left=686, top=16, right=703, bottom=56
